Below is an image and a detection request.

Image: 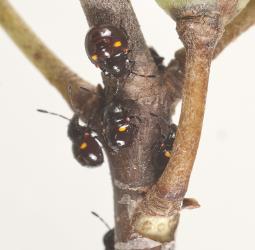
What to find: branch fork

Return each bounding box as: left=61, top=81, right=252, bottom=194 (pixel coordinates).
left=1, top=0, right=255, bottom=249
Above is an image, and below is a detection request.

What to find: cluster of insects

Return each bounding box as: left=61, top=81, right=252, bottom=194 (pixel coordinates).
left=37, top=99, right=138, bottom=168
left=85, top=24, right=142, bottom=152
left=38, top=24, right=177, bottom=169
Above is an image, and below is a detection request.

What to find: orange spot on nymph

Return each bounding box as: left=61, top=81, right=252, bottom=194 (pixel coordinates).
left=91, top=54, right=98, bottom=61
left=113, top=41, right=122, bottom=48
left=164, top=150, right=171, bottom=158
left=80, top=142, right=88, bottom=150
left=118, top=125, right=127, bottom=132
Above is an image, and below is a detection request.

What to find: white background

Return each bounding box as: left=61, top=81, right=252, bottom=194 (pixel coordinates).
left=0, top=1, right=255, bottom=249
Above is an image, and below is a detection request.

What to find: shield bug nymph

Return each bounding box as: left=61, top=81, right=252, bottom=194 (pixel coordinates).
left=37, top=110, right=104, bottom=167
left=103, top=99, right=140, bottom=151
left=85, top=25, right=130, bottom=78
left=153, top=123, right=177, bottom=169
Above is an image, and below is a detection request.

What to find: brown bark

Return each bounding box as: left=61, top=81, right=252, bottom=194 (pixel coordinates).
left=133, top=14, right=224, bottom=242
left=80, top=1, right=177, bottom=249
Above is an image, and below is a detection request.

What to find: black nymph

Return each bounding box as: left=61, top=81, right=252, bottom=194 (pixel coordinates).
left=153, top=123, right=177, bottom=169
left=85, top=25, right=130, bottom=77
left=103, top=100, right=138, bottom=151
left=68, top=115, right=104, bottom=167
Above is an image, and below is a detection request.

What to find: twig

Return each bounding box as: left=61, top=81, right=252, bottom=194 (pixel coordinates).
left=134, top=14, right=224, bottom=241
left=0, top=0, right=99, bottom=117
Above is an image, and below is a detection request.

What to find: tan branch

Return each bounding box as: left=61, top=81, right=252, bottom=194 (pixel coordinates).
left=134, top=15, right=224, bottom=242
left=0, top=0, right=98, bottom=114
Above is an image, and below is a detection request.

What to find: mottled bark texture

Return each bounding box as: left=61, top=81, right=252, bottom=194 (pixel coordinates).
left=80, top=1, right=177, bottom=249
left=79, top=0, right=225, bottom=248
left=1, top=0, right=254, bottom=249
